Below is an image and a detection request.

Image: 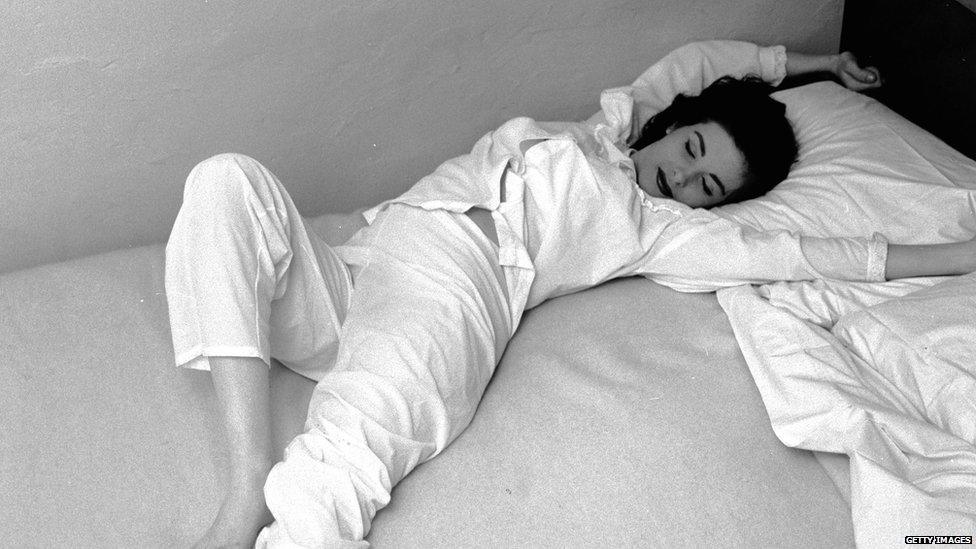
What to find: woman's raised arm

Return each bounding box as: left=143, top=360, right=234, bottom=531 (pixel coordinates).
left=606, top=42, right=882, bottom=145
left=616, top=41, right=786, bottom=136
left=785, top=50, right=882, bottom=91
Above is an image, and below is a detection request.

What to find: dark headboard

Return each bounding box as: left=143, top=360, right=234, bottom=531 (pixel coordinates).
left=839, top=0, right=976, bottom=161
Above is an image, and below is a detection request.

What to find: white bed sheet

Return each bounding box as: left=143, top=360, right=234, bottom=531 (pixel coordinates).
left=718, top=276, right=976, bottom=547
left=707, top=79, right=976, bottom=548
left=0, top=240, right=854, bottom=547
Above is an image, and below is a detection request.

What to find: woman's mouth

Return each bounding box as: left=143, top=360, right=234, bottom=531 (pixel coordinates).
left=656, top=167, right=673, bottom=198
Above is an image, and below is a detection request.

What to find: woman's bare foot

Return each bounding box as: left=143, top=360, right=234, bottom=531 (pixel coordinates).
left=193, top=465, right=274, bottom=549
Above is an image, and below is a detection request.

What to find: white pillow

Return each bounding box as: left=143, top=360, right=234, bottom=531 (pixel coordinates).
left=830, top=272, right=976, bottom=445
left=714, top=82, right=976, bottom=244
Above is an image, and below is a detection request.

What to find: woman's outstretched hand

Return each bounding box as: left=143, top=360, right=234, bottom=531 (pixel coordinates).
left=885, top=237, right=976, bottom=280
left=832, top=51, right=882, bottom=92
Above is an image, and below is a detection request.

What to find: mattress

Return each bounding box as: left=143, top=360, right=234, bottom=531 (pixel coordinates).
left=0, top=227, right=854, bottom=547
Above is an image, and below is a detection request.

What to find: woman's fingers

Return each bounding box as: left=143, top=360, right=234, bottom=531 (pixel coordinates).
left=837, top=52, right=882, bottom=90
left=846, top=64, right=880, bottom=84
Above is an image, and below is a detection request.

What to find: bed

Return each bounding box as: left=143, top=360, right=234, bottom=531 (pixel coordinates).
left=3, top=1, right=975, bottom=547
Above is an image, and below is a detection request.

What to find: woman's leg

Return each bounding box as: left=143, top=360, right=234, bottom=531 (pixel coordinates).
left=194, top=358, right=274, bottom=548
left=165, top=154, right=355, bottom=547
left=257, top=206, right=514, bottom=547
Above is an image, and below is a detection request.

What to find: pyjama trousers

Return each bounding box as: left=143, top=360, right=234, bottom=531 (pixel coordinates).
left=164, top=154, right=513, bottom=547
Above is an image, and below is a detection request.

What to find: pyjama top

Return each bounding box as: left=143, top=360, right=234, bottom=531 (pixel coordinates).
left=363, top=41, right=888, bottom=333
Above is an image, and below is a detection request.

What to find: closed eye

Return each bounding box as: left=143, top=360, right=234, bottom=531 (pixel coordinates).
left=685, top=140, right=694, bottom=158
left=701, top=176, right=713, bottom=196
left=710, top=174, right=726, bottom=195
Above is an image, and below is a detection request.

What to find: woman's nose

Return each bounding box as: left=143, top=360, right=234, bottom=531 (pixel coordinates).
left=673, top=166, right=702, bottom=188
left=672, top=168, right=696, bottom=188
left=671, top=168, right=685, bottom=187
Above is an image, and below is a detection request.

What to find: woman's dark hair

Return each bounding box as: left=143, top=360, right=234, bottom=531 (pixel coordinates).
left=631, top=75, right=798, bottom=206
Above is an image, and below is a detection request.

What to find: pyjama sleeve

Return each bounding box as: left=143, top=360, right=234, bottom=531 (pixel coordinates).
left=630, top=208, right=888, bottom=293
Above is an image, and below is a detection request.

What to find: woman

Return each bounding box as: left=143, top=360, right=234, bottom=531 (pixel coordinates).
left=165, top=41, right=975, bottom=547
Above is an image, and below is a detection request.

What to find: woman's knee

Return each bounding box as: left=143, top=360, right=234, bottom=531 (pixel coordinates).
left=167, top=154, right=278, bottom=265
left=192, top=152, right=262, bottom=173
left=186, top=153, right=260, bottom=193
left=181, top=153, right=279, bottom=214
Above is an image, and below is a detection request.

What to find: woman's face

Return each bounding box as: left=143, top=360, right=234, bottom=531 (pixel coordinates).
left=631, top=121, right=746, bottom=208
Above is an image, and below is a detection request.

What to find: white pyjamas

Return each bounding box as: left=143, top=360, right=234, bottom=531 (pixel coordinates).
left=259, top=202, right=511, bottom=547
left=165, top=153, right=511, bottom=546
left=166, top=41, right=893, bottom=547
left=165, top=153, right=353, bottom=381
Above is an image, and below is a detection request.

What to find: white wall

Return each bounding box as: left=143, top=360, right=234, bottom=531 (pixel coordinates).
left=0, top=0, right=844, bottom=273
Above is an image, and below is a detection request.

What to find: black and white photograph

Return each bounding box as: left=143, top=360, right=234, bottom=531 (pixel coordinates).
left=2, top=0, right=975, bottom=547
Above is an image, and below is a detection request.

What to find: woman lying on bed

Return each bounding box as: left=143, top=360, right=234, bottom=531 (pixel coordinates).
left=164, top=40, right=976, bottom=548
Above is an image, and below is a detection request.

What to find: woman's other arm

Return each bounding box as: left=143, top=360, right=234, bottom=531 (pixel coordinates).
left=628, top=208, right=975, bottom=292
left=629, top=211, right=890, bottom=293
left=886, top=239, right=976, bottom=279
